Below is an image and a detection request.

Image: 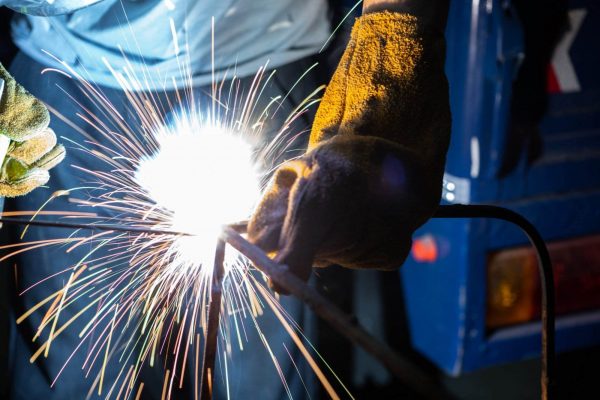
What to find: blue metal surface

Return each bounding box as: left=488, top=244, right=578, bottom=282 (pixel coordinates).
left=401, top=0, right=600, bottom=375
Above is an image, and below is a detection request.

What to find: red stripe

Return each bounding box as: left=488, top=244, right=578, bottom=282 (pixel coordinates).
left=547, top=64, right=561, bottom=93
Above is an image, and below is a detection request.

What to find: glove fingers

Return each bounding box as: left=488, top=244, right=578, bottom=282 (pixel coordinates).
left=249, top=158, right=327, bottom=294
left=0, top=166, right=49, bottom=197
left=275, top=136, right=439, bottom=277
left=33, top=144, right=66, bottom=171
left=248, top=160, right=306, bottom=253
left=0, top=65, right=64, bottom=196
left=8, top=127, right=58, bottom=164
left=268, top=164, right=338, bottom=293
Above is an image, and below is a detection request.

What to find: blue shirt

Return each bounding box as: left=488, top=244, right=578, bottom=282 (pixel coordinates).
left=10, top=0, right=330, bottom=90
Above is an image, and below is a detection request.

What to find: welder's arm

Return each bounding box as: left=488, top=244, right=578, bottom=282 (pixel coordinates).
left=0, top=64, right=65, bottom=197
left=0, top=0, right=103, bottom=16
left=248, top=1, right=451, bottom=291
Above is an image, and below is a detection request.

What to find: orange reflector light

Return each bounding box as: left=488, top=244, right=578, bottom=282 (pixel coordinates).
left=412, top=234, right=438, bottom=263
left=487, top=248, right=539, bottom=328
left=487, top=235, right=600, bottom=330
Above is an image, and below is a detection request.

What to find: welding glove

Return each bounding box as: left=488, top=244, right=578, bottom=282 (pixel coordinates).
left=0, top=63, right=65, bottom=197
left=248, top=11, right=451, bottom=291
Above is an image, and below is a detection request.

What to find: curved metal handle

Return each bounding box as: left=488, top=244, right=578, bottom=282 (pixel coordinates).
left=433, top=204, right=555, bottom=400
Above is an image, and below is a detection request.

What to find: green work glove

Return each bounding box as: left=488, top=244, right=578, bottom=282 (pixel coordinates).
left=248, top=11, right=451, bottom=291
left=0, top=63, right=65, bottom=197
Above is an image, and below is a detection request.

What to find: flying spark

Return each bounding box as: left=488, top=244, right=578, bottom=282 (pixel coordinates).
left=0, top=27, right=346, bottom=400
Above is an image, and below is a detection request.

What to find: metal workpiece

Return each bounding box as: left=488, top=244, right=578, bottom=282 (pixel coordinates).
left=200, top=239, right=226, bottom=399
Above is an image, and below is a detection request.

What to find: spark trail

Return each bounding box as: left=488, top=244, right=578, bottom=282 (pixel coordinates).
left=0, top=18, right=346, bottom=400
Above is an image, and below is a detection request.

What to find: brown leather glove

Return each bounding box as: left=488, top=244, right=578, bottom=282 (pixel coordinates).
left=0, top=63, right=65, bottom=197
left=248, top=11, right=451, bottom=290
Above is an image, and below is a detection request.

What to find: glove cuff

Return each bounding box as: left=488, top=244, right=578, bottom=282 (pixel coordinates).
left=355, top=10, right=422, bottom=37
left=310, top=11, right=450, bottom=163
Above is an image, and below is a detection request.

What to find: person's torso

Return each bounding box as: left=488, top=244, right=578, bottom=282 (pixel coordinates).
left=11, top=0, right=330, bottom=90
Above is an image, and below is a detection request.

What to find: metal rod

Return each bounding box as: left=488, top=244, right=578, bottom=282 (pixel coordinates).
left=199, top=239, right=226, bottom=399
left=0, top=217, right=187, bottom=236
left=0, top=217, right=250, bottom=237
left=220, top=226, right=451, bottom=400
left=433, top=204, right=555, bottom=400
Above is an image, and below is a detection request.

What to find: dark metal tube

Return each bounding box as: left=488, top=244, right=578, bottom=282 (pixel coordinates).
left=199, top=239, right=226, bottom=399
left=433, top=204, right=555, bottom=400
left=0, top=217, right=187, bottom=236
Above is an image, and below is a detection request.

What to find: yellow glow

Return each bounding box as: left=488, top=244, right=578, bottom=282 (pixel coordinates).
left=134, top=116, right=260, bottom=272
left=487, top=249, right=538, bottom=329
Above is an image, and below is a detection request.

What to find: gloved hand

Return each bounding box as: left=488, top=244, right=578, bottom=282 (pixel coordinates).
left=248, top=11, right=451, bottom=291
left=0, top=63, right=65, bottom=197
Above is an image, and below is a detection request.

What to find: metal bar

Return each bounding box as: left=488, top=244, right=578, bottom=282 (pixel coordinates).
left=199, top=239, right=226, bottom=399
left=433, top=204, right=555, bottom=400
left=0, top=217, right=249, bottom=237
left=0, top=217, right=187, bottom=237
left=220, top=226, right=451, bottom=400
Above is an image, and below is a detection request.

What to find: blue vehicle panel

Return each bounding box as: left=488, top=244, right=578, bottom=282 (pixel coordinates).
left=402, top=0, right=600, bottom=374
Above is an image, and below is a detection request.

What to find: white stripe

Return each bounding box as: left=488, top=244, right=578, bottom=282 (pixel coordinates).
left=552, top=9, right=586, bottom=93
left=470, top=136, right=480, bottom=178
left=169, top=18, right=179, bottom=55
